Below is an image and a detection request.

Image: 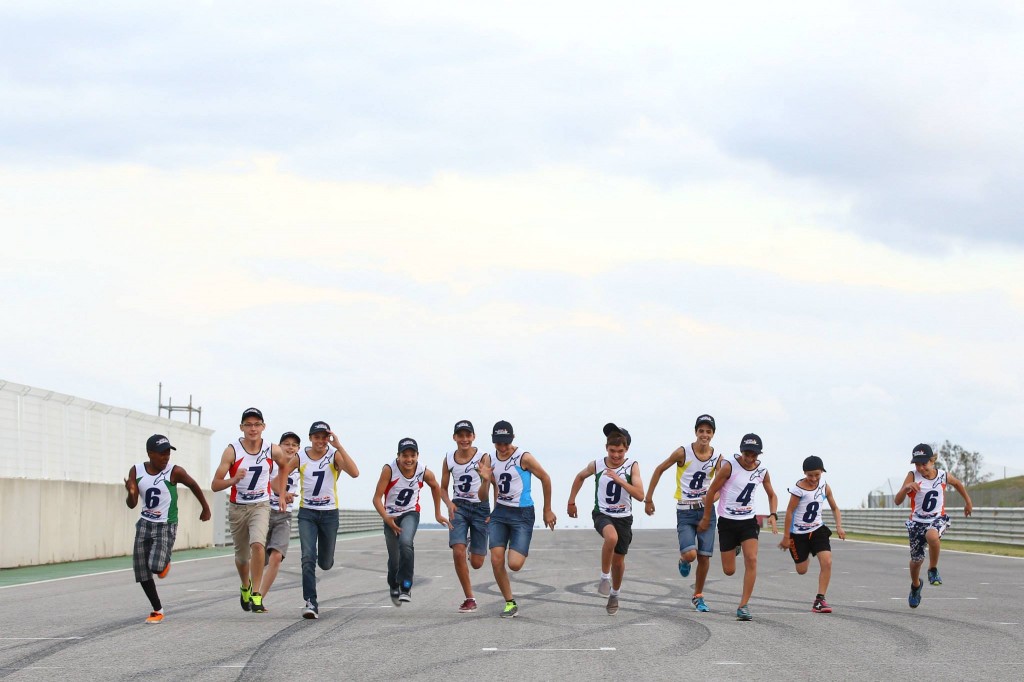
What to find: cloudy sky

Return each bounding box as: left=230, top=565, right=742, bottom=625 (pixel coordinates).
left=2, top=1, right=1022, bottom=528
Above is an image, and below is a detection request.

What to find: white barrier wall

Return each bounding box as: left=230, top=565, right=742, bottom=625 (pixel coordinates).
left=0, top=380, right=215, bottom=567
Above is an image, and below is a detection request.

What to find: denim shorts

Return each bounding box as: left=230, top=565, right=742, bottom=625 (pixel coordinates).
left=677, top=506, right=717, bottom=557
left=488, top=504, right=535, bottom=557
left=449, top=500, right=490, bottom=556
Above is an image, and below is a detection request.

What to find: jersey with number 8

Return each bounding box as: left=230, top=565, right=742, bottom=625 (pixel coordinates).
left=788, top=479, right=828, bottom=533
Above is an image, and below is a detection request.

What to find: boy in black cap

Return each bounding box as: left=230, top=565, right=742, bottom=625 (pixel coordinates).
left=698, top=433, right=778, bottom=621
left=894, top=443, right=973, bottom=608
left=778, top=455, right=845, bottom=613
left=567, top=423, right=644, bottom=615
left=645, top=413, right=721, bottom=612
left=125, top=434, right=211, bottom=623
left=258, top=432, right=302, bottom=605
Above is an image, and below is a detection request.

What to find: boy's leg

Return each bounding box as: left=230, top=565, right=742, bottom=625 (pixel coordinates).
left=246, top=502, right=271, bottom=601
left=317, top=510, right=339, bottom=572
left=506, top=508, right=534, bottom=572
left=925, top=528, right=941, bottom=570
left=262, top=550, right=283, bottom=597
left=449, top=504, right=474, bottom=597
left=816, top=551, right=832, bottom=595
left=468, top=505, right=489, bottom=570
left=601, top=525, right=618, bottom=576
left=738, top=536, right=759, bottom=607
left=693, top=507, right=715, bottom=603
left=140, top=579, right=161, bottom=612
left=229, top=505, right=253, bottom=590
left=396, top=512, right=420, bottom=592
left=260, top=512, right=291, bottom=597
left=148, top=523, right=177, bottom=577
left=490, top=546, right=514, bottom=600
left=611, top=554, right=626, bottom=591
left=298, top=509, right=320, bottom=604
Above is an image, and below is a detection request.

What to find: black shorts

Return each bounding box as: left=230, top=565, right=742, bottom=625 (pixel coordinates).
left=717, top=517, right=760, bottom=552
left=593, top=511, right=633, bottom=555
left=789, top=526, right=832, bottom=564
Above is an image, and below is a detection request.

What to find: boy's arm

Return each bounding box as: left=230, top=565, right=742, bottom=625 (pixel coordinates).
left=171, top=465, right=212, bottom=521
left=439, top=457, right=455, bottom=517
left=522, top=453, right=557, bottom=530
left=606, top=462, right=644, bottom=501
left=763, top=472, right=779, bottom=533
left=211, top=446, right=244, bottom=492
left=124, top=465, right=139, bottom=509
left=644, top=449, right=684, bottom=515
left=698, top=461, right=730, bottom=530
left=424, top=469, right=451, bottom=528
left=825, top=484, right=845, bottom=539
left=893, top=472, right=916, bottom=506
left=477, top=453, right=491, bottom=503
left=274, top=455, right=298, bottom=512
left=947, top=473, right=973, bottom=516
left=567, top=462, right=597, bottom=518
left=778, top=491, right=800, bottom=549
left=328, top=433, right=360, bottom=478
left=372, top=465, right=401, bottom=533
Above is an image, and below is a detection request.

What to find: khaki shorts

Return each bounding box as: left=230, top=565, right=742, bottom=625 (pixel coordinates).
left=229, top=501, right=271, bottom=563
left=265, top=510, right=293, bottom=559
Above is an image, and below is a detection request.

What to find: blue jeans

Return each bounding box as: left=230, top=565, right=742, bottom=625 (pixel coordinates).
left=298, top=507, right=339, bottom=604
left=677, top=506, right=717, bottom=557
left=383, top=511, right=420, bottom=590
left=488, top=505, right=535, bottom=557
left=448, top=500, right=490, bottom=556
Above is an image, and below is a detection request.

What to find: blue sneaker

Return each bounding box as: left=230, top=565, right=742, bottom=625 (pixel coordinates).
left=927, top=568, right=942, bottom=585
left=692, top=595, right=710, bottom=612
left=678, top=559, right=691, bottom=578
left=736, top=604, right=752, bottom=621
left=908, top=582, right=923, bottom=608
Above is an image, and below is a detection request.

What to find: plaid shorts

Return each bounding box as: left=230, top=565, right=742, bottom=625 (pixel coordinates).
left=906, top=515, right=949, bottom=562
left=133, top=518, right=178, bottom=582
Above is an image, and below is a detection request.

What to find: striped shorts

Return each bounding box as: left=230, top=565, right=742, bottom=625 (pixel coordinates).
left=133, top=518, right=178, bottom=582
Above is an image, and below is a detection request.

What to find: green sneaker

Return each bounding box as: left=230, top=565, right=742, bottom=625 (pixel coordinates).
left=240, top=581, right=253, bottom=612
left=501, top=600, right=519, bottom=618
left=250, top=592, right=266, bottom=613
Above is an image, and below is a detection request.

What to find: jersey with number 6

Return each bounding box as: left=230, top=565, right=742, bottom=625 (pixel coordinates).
left=594, top=457, right=635, bottom=517
left=908, top=469, right=947, bottom=523
left=136, top=462, right=178, bottom=524
left=675, top=445, right=720, bottom=507
left=788, top=479, right=828, bottom=533
left=384, top=460, right=425, bottom=516
left=717, top=455, right=768, bottom=520
left=229, top=439, right=274, bottom=504
left=446, top=449, right=488, bottom=503
left=299, top=446, right=341, bottom=510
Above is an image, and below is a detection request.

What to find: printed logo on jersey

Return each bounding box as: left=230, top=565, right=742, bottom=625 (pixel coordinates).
left=602, top=463, right=632, bottom=515
left=386, top=471, right=424, bottom=515
left=305, top=457, right=337, bottom=507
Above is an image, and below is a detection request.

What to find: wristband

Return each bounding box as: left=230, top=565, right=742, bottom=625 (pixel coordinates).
left=769, top=512, right=777, bottom=520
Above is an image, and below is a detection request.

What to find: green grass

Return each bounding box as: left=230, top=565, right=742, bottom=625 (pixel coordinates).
left=846, top=532, right=1024, bottom=558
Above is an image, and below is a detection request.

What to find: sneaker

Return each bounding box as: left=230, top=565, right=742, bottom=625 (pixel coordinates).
left=692, top=595, right=710, bottom=613
left=250, top=592, right=266, bottom=613
left=736, top=605, right=752, bottom=621
left=908, top=582, right=923, bottom=608
left=145, top=611, right=164, bottom=624
left=812, top=597, right=832, bottom=613
left=240, top=581, right=252, bottom=612
left=458, top=598, right=478, bottom=613
left=928, top=568, right=942, bottom=585
left=606, top=594, right=619, bottom=615
left=399, top=590, right=412, bottom=603
left=598, top=576, right=612, bottom=596
left=157, top=562, right=171, bottom=579
left=678, top=559, right=691, bottom=578
left=501, top=600, right=519, bottom=618
left=390, top=588, right=401, bottom=606
left=302, top=600, right=319, bottom=619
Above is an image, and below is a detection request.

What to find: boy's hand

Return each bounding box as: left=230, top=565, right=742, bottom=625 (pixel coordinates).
left=543, top=508, right=557, bottom=530
left=124, top=477, right=138, bottom=494
left=567, top=501, right=577, bottom=518
left=231, top=468, right=247, bottom=484
left=386, top=518, right=401, bottom=534
left=697, top=516, right=710, bottom=532
left=447, top=503, right=457, bottom=519
left=200, top=508, right=212, bottom=522
left=478, top=459, right=492, bottom=482
left=778, top=537, right=791, bottom=550
left=902, top=481, right=921, bottom=495
left=964, top=503, right=973, bottom=517
left=644, top=499, right=655, bottom=516
left=435, top=514, right=452, bottom=529
left=328, top=431, right=341, bottom=448
left=837, top=526, right=847, bottom=540
left=768, top=516, right=779, bottom=534
left=603, top=468, right=625, bottom=486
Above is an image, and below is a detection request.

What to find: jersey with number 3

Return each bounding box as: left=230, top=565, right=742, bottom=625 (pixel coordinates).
left=594, top=457, right=635, bottom=517
left=384, top=460, right=425, bottom=516
left=675, top=445, right=719, bottom=507
left=229, top=439, right=274, bottom=504
left=299, top=447, right=341, bottom=510
left=908, top=469, right=947, bottom=523
left=788, top=479, right=828, bottom=533
left=493, top=449, right=533, bottom=508
left=136, top=462, right=178, bottom=524
left=446, top=449, right=488, bottom=503
left=717, top=455, right=768, bottom=520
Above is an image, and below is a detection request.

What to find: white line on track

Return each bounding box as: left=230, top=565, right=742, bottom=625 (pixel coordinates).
left=716, top=662, right=744, bottom=665
left=889, top=597, right=977, bottom=600
left=0, top=637, right=83, bottom=640
left=482, top=647, right=616, bottom=652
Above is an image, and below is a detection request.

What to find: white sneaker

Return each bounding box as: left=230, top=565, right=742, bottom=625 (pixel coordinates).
left=302, top=600, right=319, bottom=619
left=598, top=577, right=612, bottom=596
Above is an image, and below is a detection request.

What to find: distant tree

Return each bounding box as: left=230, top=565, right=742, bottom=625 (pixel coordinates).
left=934, top=440, right=991, bottom=486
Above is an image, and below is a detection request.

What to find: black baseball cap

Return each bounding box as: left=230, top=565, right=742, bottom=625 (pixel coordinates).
left=802, top=455, right=826, bottom=472
left=241, top=407, right=264, bottom=423
left=739, top=433, right=763, bottom=454
left=279, top=431, right=301, bottom=444
left=309, top=421, right=330, bottom=436
left=398, top=437, right=419, bottom=453
left=695, top=414, right=716, bottom=432
left=146, top=434, right=176, bottom=453
left=603, top=422, right=631, bottom=446
left=911, top=443, right=933, bottom=464
left=491, top=420, right=515, bottom=444
left=453, top=420, right=475, bottom=435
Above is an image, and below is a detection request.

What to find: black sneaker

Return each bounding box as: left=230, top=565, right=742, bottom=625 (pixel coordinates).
left=240, top=581, right=253, bottom=612
left=390, top=588, right=402, bottom=607
left=250, top=592, right=267, bottom=613
left=302, top=599, right=319, bottom=619
left=399, top=589, right=412, bottom=603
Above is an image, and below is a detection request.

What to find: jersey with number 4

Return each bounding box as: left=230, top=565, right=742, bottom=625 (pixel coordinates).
left=908, top=469, right=947, bottom=523
left=594, top=457, right=635, bottom=517
left=717, top=455, right=768, bottom=520
left=229, top=439, right=274, bottom=504
left=136, top=462, right=178, bottom=524
left=447, top=449, right=488, bottom=503
left=675, top=445, right=719, bottom=507
left=788, top=479, right=828, bottom=533
left=299, top=447, right=341, bottom=510
left=384, top=460, right=425, bottom=516
left=493, top=448, right=533, bottom=508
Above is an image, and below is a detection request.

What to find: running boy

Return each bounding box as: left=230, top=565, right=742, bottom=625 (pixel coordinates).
left=372, top=437, right=450, bottom=606
left=481, top=420, right=557, bottom=618
left=439, top=420, right=491, bottom=613
left=125, top=434, right=211, bottom=623
left=698, top=433, right=778, bottom=621
left=778, top=455, right=845, bottom=613
left=211, top=407, right=293, bottom=613
left=893, top=443, right=973, bottom=609
left=645, top=413, right=720, bottom=612
left=567, top=423, right=644, bottom=615
left=276, top=421, right=360, bottom=619
left=258, top=432, right=301, bottom=607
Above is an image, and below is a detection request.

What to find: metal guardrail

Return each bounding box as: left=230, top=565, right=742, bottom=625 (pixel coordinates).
left=288, top=508, right=381, bottom=539
left=831, top=508, right=1024, bottom=546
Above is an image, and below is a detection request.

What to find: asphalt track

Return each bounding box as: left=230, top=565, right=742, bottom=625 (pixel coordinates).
left=0, top=530, right=1021, bottom=681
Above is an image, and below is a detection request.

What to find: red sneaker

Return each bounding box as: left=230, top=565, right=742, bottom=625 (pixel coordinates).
left=812, top=597, right=832, bottom=613
left=458, top=598, right=478, bottom=613
left=157, top=562, right=171, bottom=579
